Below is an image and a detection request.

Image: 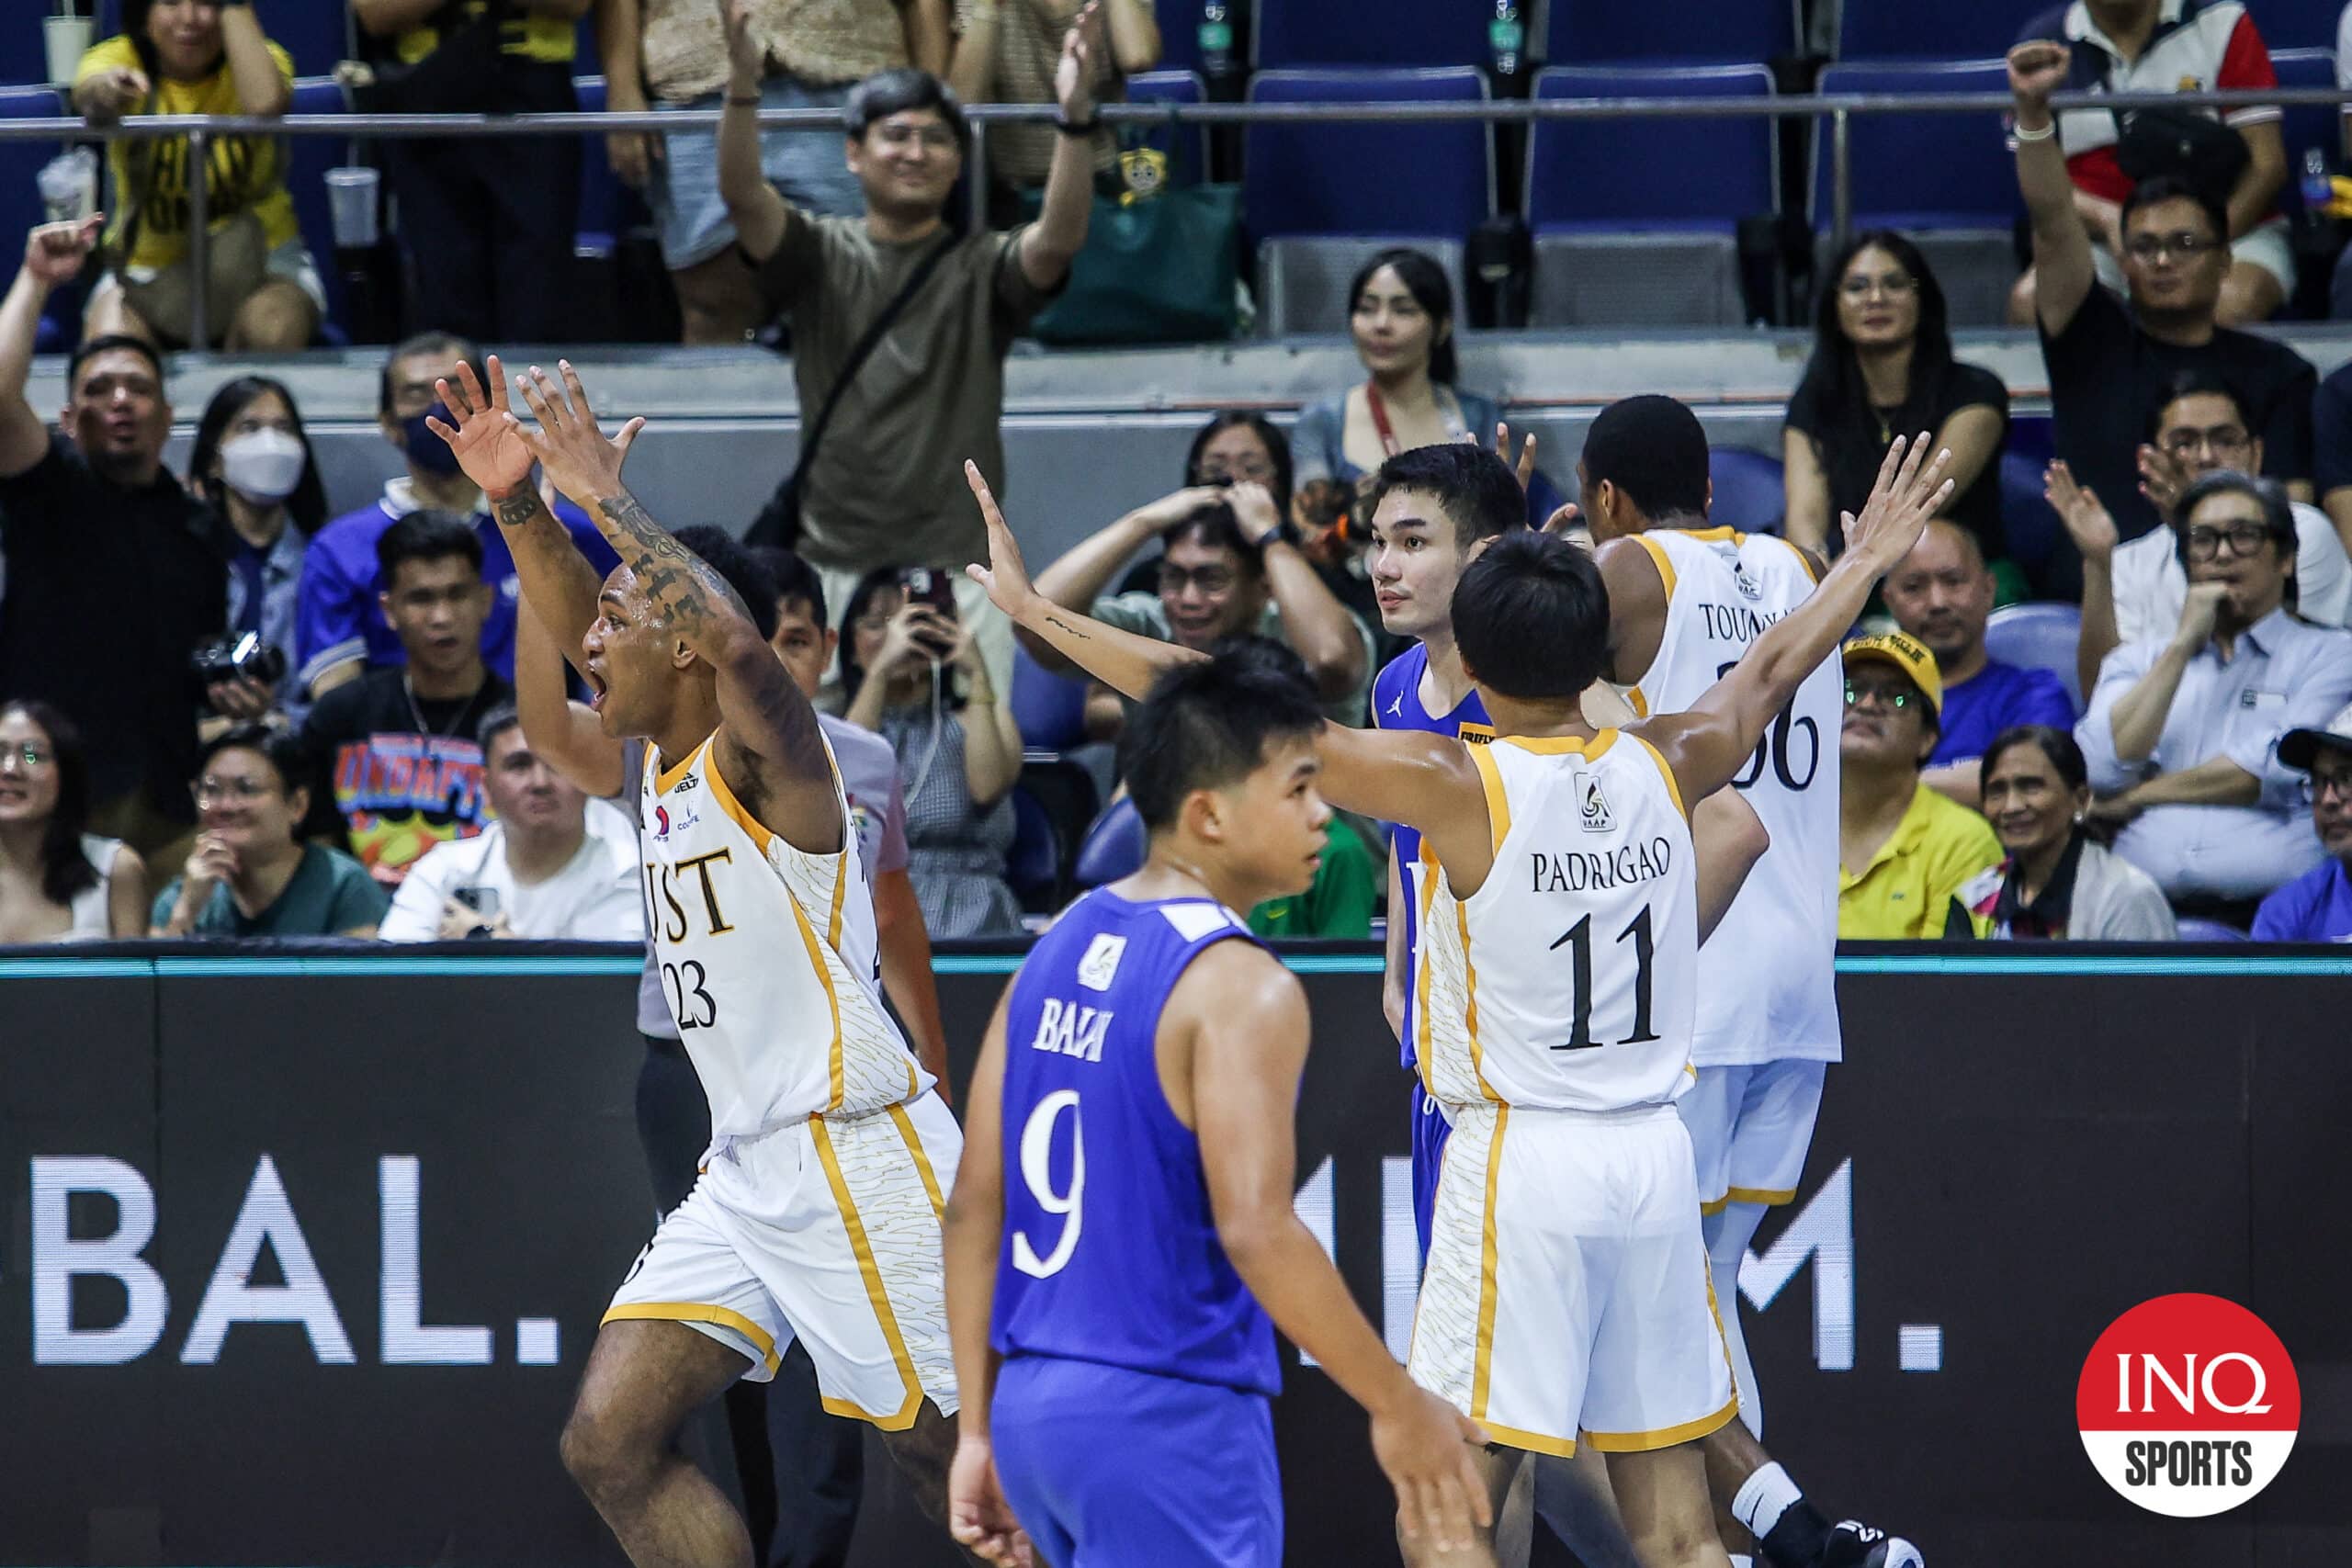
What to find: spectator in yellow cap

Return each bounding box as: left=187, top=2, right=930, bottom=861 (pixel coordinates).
left=1838, top=631, right=2003, bottom=939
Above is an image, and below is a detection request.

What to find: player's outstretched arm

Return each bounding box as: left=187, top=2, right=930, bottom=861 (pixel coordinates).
left=428, top=355, right=607, bottom=662
left=513, top=361, right=842, bottom=846
left=513, top=593, right=626, bottom=799
left=1182, top=945, right=1491, bottom=1555
left=941, top=988, right=1031, bottom=1567
left=966, top=461, right=1206, bottom=698
left=1691, top=787, right=1769, bottom=944
left=1643, top=433, right=1953, bottom=808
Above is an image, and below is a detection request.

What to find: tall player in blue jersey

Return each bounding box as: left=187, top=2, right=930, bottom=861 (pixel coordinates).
left=942, top=644, right=1491, bottom=1567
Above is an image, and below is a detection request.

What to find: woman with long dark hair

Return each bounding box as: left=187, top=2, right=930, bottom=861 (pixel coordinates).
left=0, top=700, right=149, bottom=940
left=187, top=376, right=327, bottom=718
left=1784, top=231, right=2009, bottom=561
left=840, top=568, right=1026, bottom=938
left=71, top=0, right=317, bottom=348
left=1972, top=726, right=2175, bottom=940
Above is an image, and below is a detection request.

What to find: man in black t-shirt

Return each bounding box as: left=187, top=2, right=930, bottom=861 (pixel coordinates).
left=0, top=220, right=222, bottom=859
left=2010, top=39, right=2314, bottom=596
left=300, top=511, right=511, bottom=886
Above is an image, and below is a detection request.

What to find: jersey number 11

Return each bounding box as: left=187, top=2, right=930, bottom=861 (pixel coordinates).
left=1551, top=904, right=1660, bottom=1050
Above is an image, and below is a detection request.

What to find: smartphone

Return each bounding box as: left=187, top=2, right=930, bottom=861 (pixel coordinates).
left=453, top=886, right=501, bottom=919
left=899, top=567, right=958, bottom=658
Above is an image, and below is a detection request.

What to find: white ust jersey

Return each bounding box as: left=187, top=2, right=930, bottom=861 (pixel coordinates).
left=1417, top=733, right=1698, bottom=1112
left=640, top=730, right=932, bottom=1134
left=1620, top=527, right=1842, bottom=1066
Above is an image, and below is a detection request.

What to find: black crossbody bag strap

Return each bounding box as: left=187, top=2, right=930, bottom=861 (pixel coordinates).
left=749, top=231, right=960, bottom=548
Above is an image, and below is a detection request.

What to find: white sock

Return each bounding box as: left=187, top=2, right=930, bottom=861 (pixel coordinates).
left=1704, top=1200, right=1771, bottom=1439
left=1732, top=1461, right=1803, bottom=1541
left=1729, top=1557, right=1757, bottom=1568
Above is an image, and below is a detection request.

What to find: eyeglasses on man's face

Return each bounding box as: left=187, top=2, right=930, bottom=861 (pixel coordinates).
left=2182, top=521, right=2272, bottom=560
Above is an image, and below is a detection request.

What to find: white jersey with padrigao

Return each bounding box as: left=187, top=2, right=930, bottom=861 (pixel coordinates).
left=639, top=730, right=930, bottom=1134
left=1620, top=526, right=1843, bottom=1066
left=1416, top=733, right=1699, bottom=1112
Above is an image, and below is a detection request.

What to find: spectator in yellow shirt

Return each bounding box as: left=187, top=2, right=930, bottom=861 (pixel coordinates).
left=1838, top=631, right=2004, bottom=939
left=73, top=0, right=318, bottom=350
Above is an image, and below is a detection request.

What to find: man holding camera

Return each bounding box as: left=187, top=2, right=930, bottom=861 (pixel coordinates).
left=0, top=218, right=222, bottom=862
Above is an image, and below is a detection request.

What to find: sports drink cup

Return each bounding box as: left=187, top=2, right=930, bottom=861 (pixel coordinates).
left=37, top=148, right=98, bottom=224
left=325, top=166, right=380, bottom=248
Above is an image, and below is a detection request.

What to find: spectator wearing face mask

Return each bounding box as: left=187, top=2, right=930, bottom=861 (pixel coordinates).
left=294, top=332, right=616, bottom=700
left=186, top=375, right=327, bottom=723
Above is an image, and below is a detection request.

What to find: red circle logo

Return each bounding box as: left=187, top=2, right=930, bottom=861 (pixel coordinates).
left=2076, top=1293, right=2299, bottom=1517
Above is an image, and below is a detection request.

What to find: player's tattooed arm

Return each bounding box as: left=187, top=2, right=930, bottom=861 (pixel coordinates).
left=1646, top=432, right=1954, bottom=808
left=426, top=354, right=605, bottom=658
left=965, top=461, right=1204, bottom=698
left=513, top=360, right=843, bottom=851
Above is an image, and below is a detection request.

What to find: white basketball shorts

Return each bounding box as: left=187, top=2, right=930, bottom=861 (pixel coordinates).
left=1408, top=1100, right=1736, bottom=1456
left=1678, top=1058, right=1826, bottom=1214
left=605, top=1090, right=962, bottom=1428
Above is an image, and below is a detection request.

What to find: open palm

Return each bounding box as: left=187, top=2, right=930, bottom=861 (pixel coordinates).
left=427, top=355, right=537, bottom=497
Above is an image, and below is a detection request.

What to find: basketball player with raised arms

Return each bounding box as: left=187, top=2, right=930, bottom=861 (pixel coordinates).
left=941, top=641, right=1491, bottom=1567
left=1570, top=395, right=1920, bottom=1568
left=965, top=434, right=1949, bottom=1565
left=427, top=357, right=971, bottom=1566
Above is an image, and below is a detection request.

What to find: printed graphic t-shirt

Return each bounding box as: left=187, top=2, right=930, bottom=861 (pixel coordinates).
left=299, top=668, right=513, bottom=882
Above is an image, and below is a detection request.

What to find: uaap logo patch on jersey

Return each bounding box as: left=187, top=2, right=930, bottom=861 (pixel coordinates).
left=1077, top=933, right=1128, bottom=991
left=1577, top=772, right=1616, bottom=834
left=1733, top=560, right=1764, bottom=602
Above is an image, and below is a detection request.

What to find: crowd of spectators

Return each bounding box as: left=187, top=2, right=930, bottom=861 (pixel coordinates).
left=13, top=7, right=2352, bottom=949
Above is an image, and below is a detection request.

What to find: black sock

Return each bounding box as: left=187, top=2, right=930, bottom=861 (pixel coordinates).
left=1759, top=1499, right=1834, bottom=1568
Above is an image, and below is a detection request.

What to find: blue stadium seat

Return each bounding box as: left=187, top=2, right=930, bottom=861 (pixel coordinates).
left=1525, top=64, right=1775, bottom=325
left=2175, top=917, right=2250, bottom=942
left=1710, top=446, right=1787, bottom=535
left=0, top=85, right=78, bottom=348
left=1244, top=68, right=1492, bottom=333
left=1073, top=796, right=1148, bottom=889
left=2268, top=47, right=2337, bottom=218
left=1984, top=600, right=2085, bottom=714
left=2243, top=0, right=2345, bottom=50
left=1813, top=59, right=2020, bottom=326
left=1997, top=451, right=2071, bottom=600
left=1007, top=787, right=1060, bottom=902
left=266, top=0, right=351, bottom=78
left=1838, top=0, right=2024, bottom=62
left=1253, top=0, right=1490, bottom=69
left=1012, top=645, right=1090, bottom=751
left=1125, top=69, right=1210, bottom=189
left=281, top=76, right=354, bottom=335
left=1549, top=0, right=1798, bottom=62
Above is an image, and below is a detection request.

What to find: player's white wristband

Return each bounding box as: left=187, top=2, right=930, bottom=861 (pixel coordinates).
left=2013, top=117, right=2057, bottom=142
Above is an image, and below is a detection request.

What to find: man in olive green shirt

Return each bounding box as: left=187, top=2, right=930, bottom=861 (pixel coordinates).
left=718, top=7, right=1104, bottom=697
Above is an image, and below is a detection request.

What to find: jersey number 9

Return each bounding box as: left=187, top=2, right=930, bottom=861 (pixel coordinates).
left=1012, top=1089, right=1085, bottom=1279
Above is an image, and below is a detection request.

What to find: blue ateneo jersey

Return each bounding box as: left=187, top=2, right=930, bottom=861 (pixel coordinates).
left=991, top=888, right=1280, bottom=1397
left=1372, top=644, right=1492, bottom=1067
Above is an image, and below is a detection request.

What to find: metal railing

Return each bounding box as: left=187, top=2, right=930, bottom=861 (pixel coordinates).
left=5, top=84, right=2350, bottom=346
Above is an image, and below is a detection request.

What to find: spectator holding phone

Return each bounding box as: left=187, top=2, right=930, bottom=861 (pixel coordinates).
left=186, top=375, right=329, bottom=722
left=379, top=704, right=642, bottom=942
left=841, top=566, right=1024, bottom=936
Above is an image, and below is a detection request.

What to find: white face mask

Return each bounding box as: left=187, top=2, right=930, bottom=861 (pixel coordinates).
left=217, top=428, right=306, bottom=503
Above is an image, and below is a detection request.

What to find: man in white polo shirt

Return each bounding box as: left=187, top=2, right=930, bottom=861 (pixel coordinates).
left=379, top=704, right=642, bottom=942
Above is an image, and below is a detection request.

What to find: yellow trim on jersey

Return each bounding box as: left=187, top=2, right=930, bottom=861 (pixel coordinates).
left=1768, top=533, right=1823, bottom=583
left=1580, top=1393, right=1740, bottom=1452
left=1632, top=734, right=1688, bottom=819
left=1699, top=1195, right=1730, bottom=1217
left=889, top=1103, right=948, bottom=1223
left=1678, top=525, right=1744, bottom=545
left=1454, top=900, right=1499, bottom=1101
left=602, top=1302, right=785, bottom=1376
left=1468, top=1105, right=1510, bottom=1419
left=1496, top=731, right=1618, bottom=761
left=1468, top=744, right=1511, bottom=857
left=654, top=737, right=709, bottom=796
left=705, top=741, right=779, bottom=859
left=1632, top=534, right=1678, bottom=602
left=789, top=892, right=848, bottom=1112
left=808, top=1115, right=925, bottom=1431
left=1459, top=720, right=1498, bottom=744
left=1723, top=1184, right=1798, bottom=1207
left=1624, top=687, right=1650, bottom=718
left=824, top=852, right=849, bottom=947
left=1477, top=1419, right=1578, bottom=1459
left=1414, top=845, right=1440, bottom=1098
